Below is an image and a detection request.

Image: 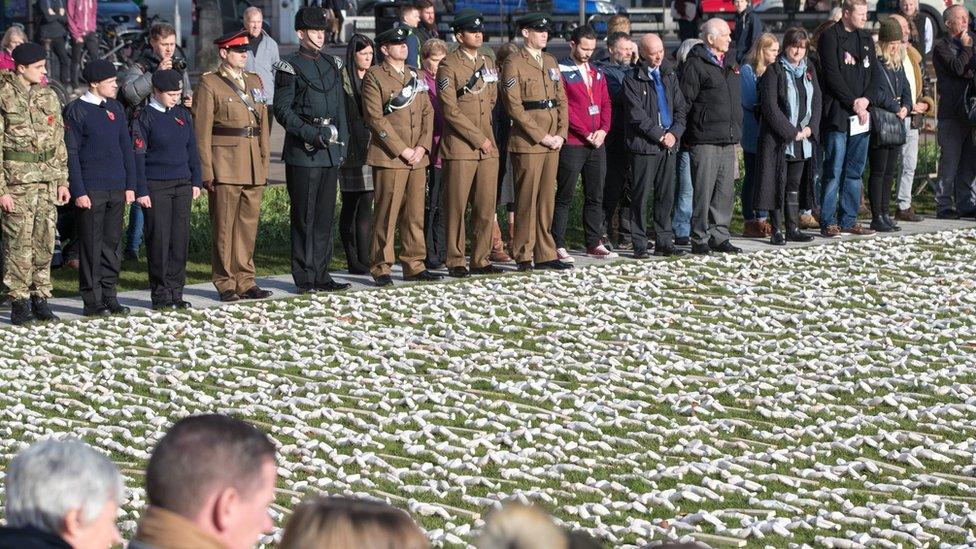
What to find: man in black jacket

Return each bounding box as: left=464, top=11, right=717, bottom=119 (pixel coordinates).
left=623, top=34, right=687, bottom=258
left=817, top=0, right=876, bottom=236
left=598, top=32, right=636, bottom=250
left=679, top=18, right=743, bottom=255
left=932, top=4, right=976, bottom=218
left=732, top=0, right=762, bottom=65
left=36, top=0, right=70, bottom=85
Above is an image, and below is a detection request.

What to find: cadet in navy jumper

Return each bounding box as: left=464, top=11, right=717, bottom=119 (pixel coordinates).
left=133, top=69, right=203, bottom=310
left=63, top=61, right=137, bottom=316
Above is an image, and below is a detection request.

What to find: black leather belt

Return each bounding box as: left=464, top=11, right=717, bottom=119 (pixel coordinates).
left=522, top=99, right=558, bottom=110
left=212, top=127, right=260, bottom=138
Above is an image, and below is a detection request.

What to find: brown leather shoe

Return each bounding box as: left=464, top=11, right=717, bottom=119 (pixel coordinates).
left=841, top=223, right=876, bottom=236
left=895, top=207, right=923, bottom=222
left=65, top=258, right=80, bottom=270
left=757, top=218, right=773, bottom=236
left=742, top=220, right=766, bottom=238
left=490, top=249, right=513, bottom=263
left=799, top=213, right=820, bottom=230
left=820, top=224, right=841, bottom=238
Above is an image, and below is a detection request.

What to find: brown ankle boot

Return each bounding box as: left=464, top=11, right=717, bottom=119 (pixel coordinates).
left=490, top=219, right=513, bottom=263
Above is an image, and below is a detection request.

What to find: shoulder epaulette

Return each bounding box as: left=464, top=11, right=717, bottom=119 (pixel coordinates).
left=274, top=60, right=295, bottom=75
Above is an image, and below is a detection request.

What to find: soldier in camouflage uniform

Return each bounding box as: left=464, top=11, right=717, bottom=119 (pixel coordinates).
left=0, top=43, right=71, bottom=325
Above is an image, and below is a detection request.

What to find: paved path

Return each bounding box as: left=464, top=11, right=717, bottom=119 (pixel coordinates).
left=9, top=216, right=973, bottom=322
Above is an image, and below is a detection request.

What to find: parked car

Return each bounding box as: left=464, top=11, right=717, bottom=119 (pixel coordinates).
left=98, top=0, right=141, bottom=32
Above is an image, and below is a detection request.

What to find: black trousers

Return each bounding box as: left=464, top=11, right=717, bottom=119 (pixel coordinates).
left=339, top=190, right=373, bottom=274
left=769, top=159, right=807, bottom=232
left=286, top=164, right=339, bottom=289
left=553, top=144, right=606, bottom=249
left=867, top=144, right=899, bottom=216
left=631, top=151, right=677, bottom=251
left=42, top=37, right=71, bottom=85
left=144, top=180, right=192, bottom=305
left=424, top=166, right=446, bottom=268
left=77, top=189, right=124, bottom=309
left=603, top=144, right=632, bottom=245
left=70, top=32, right=99, bottom=87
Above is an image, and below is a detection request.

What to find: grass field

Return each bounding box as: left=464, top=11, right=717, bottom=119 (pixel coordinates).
left=5, top=225, right=976, bottom=547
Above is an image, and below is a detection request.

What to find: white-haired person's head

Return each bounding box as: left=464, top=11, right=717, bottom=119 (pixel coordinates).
left=476, top=502, right=568, bottom=549
left=3, top=439, right=123, bottom=549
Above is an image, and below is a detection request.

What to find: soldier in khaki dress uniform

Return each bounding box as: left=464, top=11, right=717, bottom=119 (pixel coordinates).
left=360, top=27, right=439, bottom=287
left=436, top=10, right=503, bottom=278
left=500, top=12, right=572, bottom=271
left=193, top=30, right=272, bottom=302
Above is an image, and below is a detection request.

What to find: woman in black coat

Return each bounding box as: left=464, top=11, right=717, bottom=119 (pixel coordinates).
left=755, top=27, right=821, bottom=245
left=867, top=18, right=912, bottom=232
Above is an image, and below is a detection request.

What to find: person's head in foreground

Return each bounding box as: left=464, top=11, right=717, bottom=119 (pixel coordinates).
left=476, top=502, right=568, bottom=549
left=134, top=414, right=277, bottom=549
left=2, top=438, right=123, bottom=549
left=278, top=496, right=429, bottom=549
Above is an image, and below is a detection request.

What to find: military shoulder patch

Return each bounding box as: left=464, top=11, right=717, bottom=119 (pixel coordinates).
left=437, top=77, right=450, bottom=91
left=274, top=60, right=295, bottom=75
left=503, top=77, right=516, bottom=90
left=332, top=55, right=343, bottom=69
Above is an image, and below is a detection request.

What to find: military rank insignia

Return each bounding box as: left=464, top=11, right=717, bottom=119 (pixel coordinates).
left=438, top=77, right=450, bottom=91
left=503, top=77, right=516, bottom=90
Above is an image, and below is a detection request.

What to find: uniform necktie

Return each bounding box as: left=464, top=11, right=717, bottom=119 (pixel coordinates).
left=651, top=69, right=672, bottom=130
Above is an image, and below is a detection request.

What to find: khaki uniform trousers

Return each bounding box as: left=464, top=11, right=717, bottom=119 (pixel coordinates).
left=209, top=183, right=264, bottom=294
left=370, top=166, right=426, bottom=278
left=510, top=150, right=559, bottom=264
left=443, top=157, right=499, bottom=269
left=1, top=182, right=57, bottom=299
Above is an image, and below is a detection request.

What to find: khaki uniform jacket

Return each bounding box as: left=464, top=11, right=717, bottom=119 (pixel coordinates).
left=361, top=61, right=433, bottom=169
left=436, top=48, right=498, bottom=160
left=500, top=47, right=568, bottom=154
left=0, top=72, right=68, bottom=195
left=193, top=64, right=271, bottom=185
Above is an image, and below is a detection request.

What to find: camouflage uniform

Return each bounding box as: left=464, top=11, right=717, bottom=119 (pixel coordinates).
left=0, top=71, right=69, bottom=300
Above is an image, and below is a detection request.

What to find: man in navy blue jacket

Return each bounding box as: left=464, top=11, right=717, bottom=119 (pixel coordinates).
left=63, top=59, right=137, bottom=316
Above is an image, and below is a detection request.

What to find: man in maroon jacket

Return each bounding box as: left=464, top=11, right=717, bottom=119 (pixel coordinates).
left=552, top=25, right=614, bottom=261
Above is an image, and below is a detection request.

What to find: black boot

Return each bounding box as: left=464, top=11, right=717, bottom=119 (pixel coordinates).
left=30, top=296, right=58, bottom=322
left=10, top=299, right=34, bottom=325
left=870, top=214, right=895, bottom=232
left=769, top=208, right=786, bottom=245
left=785, top=191, right=813, bottom=242
left=882, top=212, right=901, bottom=232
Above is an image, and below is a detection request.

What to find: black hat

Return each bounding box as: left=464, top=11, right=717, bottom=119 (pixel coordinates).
left=11, top=43, right=46, bottom=67
left=517, top=12, right=551, bottom=31
left=82, top=59, right=117, bottom=84
left=151, top=69, right=184, bottom=92
left=213, top=29, right=250, bottom=52
left=453, top=9, right=484, bottom=32
left=375, top=26, right=410, bottom=45
left=295, top=6, right=329, bottom=31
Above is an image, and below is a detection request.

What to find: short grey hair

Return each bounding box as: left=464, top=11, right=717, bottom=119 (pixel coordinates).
left=700, top=18, right=728, bottom=41
left=243, top=6, right=263, bottom=20
left=5, top=439, right=123, bottom=534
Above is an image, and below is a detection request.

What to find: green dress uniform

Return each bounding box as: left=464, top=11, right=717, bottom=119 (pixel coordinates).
left=273, top=7, right=350, bottom=293
left=0, top=67, right=68, bottom=323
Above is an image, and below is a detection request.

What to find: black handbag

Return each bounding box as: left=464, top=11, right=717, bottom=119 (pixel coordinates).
left=870, top=67, right=907, bottom=147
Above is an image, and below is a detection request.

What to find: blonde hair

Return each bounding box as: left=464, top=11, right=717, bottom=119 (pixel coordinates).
left=606, top=14, right=631, bottom=35
left=421, top=38, right=448, bottom=60
left=747, top=33, right=780, bottom=76
left=279, top=497, right=429, bottom=549
left=876, top=39, right=906, bottom=69
left=476, top=503, right=568, bottom=549
left=2, top=26, right=27, bottom=53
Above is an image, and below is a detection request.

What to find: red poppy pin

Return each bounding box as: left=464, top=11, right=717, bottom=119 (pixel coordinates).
left=134, top=137, right=145, bottom=149
left=107, top=110, right=116, bottom=121
left=47, top=114, right=54, bottom=125
left=732, top=65, right=740, bottom=75
left=175, top=117, right=185, bottom=126
left=806, top=70, right=812, bottom=81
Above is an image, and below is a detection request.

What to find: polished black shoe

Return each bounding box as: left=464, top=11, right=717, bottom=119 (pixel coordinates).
left=103, top=298, right=130, bottom=315
left=10, top=299, right=35, bottom=325
left=240, top=286, right=273, bottom=300
left=674, top=236, right=691, bottom=246
left=471, top=264, right=504, bottom=275
left=374, top=274, right=394, bottom=287
left=633, top=250, right=650, bottom=259
left=785, top=228, right=814, bottom=243
left=870, top=216, right=897, bottom=233
left=690, top=243, right=711, bottom=255
left=219, top=290, right=241, bottom=302
left=447, top=266, right=470, bottom=278
left=83, top=305, right=111, bottom=317
left=881, top=213, right=902, bottom=232
left=710, top=240, right=743, bottom=254
left=769, top=232, right=787, bottom=246
left=173, top=300, right=192, bottom=309
left=654, top=245, right=687, bottom=257
left=30, top=296, right=58, bottom=322
left=937, top=209, right=960, bottom=219
left=315, top=280, right=351, bottom=292
left=404, top=270, right=444, bottom=282
left=536, top=259, right=573, bottom=270
left=516, top=261, right=533, bottom=272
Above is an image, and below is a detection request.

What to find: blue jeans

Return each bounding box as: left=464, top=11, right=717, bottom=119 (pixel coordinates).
left=125, top=203, right=144, bottom=254
left=741, top=152, right=768, bottom=220
left=820, top=130, right=868, bottom=228
left=672, top=149, right=693, bottom=238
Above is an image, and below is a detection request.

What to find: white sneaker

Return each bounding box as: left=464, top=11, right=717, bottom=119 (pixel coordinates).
left=586, top=244, right=619, bottom=259
left=556, top=247, right=576, bottom=263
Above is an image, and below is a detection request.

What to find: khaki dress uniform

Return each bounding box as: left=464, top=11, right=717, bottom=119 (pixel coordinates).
left=193, top=61, right=271, bottom=297
left=361, top=58, right=434, bottom=280
left=500, top=45, right=568, bottom=265
left=436, top=46, right=499, bottom=271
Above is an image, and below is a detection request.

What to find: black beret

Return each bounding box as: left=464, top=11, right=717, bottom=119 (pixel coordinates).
left=517, top=12, right=552, bottom=30
left=213, top=29, right=250, bottom=52
left=11, top=43, right=46, bottom=67
left=295, top=6, right=329, bottom=31
left=453, top=9, right=484, bottom=32
left=376, top=26, right=410, bottom=45
left=82, top=59, right=118, bottom=84
left=151, top=69, right=184, bottom=92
